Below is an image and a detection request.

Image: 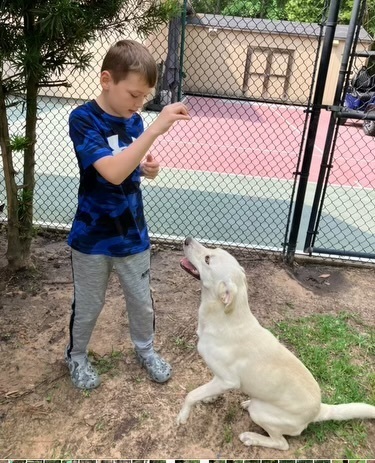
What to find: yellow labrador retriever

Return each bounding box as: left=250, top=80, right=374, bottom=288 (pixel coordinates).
left=177, top=237, right=375, bottom=450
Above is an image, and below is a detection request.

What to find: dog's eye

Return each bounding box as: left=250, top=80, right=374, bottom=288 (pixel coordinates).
left=205, top=255, right=210, bottom=264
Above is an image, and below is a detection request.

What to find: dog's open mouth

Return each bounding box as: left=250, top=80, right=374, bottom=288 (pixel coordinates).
left=180, top=257, right=200, bottom=280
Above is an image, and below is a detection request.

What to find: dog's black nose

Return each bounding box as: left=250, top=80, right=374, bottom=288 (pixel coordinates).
left=184, top=237, right=192, bottom=246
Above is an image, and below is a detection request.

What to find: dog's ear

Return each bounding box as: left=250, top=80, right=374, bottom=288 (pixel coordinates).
left=218, top=280, right=238, bottom=313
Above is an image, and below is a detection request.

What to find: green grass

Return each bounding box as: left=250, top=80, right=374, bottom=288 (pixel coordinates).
left=89, top=349, right=123, bottom=375
left=223, top=423, right=233, bottom=443
left=224, top=403, right=238, bottom=424
left=272, top=312, right=374, bottom=455
left=332, top=460, right=366, bottom=463
left=174, top=336, right=195, bottom=350
left=222, top=404, right=238, bottom=444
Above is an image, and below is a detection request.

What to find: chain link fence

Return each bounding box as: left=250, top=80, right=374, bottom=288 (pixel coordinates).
left=145, top=11, right=324, bottom=252
left=302, top=0, right=375, bottom=262
left=1, top=0, right=374, bottom=263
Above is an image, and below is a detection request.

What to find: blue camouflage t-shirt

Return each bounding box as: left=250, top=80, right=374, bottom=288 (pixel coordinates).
left=68, top=100, right=150, bottom=257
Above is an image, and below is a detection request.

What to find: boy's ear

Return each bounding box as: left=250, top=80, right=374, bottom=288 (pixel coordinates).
left=100, top=70, right=112, bottom=90
left=217, top=280, right=237, bottom=313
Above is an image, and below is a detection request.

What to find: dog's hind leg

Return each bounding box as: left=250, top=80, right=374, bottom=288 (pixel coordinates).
left=239, top=399, right=304, bottom=450
left=239, top=430, right=289, bottom=450
left=240, top=401, right=288, bottom=449
left=177, top=375, right=237, bottom=425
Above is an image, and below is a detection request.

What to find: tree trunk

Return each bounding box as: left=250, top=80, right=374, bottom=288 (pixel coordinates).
left=5, top=9, right=40, bottom=270
left=0, top=71, right=24, bottom=270
left=18, top=76, right=39, bottom=268
left=1, top=9, right=40, bottom=270
left=15, top=8, right=41, bottom=269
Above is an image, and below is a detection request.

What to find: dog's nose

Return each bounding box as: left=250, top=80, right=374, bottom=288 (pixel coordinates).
left=184, top=237, right=192, bottom=246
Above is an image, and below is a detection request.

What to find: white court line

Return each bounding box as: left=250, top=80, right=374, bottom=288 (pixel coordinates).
left=267, top=103, right=327, bottom=156
left=160, top=166, right=375, bottom=192
left=328, top=180, right=375, bottom=190
left=277, top=112, right=305, bottom=136
left=161, top=165, right=295, bottom=185
left=159, top=138, right=295, bottom=157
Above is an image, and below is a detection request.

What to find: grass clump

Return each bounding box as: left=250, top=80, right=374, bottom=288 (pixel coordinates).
left=89, top=349, right=123, bottom=375
left=272, top=312, right=374, bottom=454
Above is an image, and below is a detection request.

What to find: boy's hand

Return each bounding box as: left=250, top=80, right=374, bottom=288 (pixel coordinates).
left=141, top=154, right=160, bottom=180
left=149, top=102, right=190, bottom=136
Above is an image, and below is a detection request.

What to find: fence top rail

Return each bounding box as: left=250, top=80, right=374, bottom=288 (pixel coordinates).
left=187, top=14, right=373, bottom=42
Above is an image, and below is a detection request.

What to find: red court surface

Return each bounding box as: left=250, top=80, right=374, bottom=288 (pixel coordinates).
left=153, top=96, right=375, bottom=189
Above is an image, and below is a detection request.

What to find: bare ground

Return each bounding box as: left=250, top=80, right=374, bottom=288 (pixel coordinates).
left=0, top=230, right=374, bottom=459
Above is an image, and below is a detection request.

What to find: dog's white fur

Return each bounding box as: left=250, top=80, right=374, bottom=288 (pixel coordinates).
left=177, top=237, right=375, bottom=450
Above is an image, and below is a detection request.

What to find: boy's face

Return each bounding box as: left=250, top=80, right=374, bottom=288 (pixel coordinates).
left=100, top=71, right=153, bottom=118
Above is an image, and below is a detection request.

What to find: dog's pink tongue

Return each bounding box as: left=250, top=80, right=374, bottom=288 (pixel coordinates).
left=180, top=257, right=200, bottom=279
left=180, top=257, right=193, bottom=271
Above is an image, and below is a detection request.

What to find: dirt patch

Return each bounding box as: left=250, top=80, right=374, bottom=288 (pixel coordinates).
left=0, top=230, right=374, bottom=459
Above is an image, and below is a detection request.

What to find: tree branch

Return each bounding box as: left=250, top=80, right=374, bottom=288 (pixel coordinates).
left=38, top=81, right=72, bottom=88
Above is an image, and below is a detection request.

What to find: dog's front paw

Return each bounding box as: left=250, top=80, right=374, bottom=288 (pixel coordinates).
left=241, top=399, right=251, bottom=410
left=176, top=408, right=190, bottom=425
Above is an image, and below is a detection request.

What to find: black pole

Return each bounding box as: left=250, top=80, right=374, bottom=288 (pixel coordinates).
left=178, top=0, right=187, bottom=102
left=304, top=0, right=364, bottom=253
left=286, top=0, right=342, bottom=263
left=333, top=0, right=363, bottom=102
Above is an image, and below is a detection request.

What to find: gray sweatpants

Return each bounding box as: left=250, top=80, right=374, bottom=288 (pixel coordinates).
left=67, top=248, right=155, bottom=360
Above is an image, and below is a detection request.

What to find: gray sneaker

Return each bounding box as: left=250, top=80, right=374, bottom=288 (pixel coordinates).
left=136, top=351, right=172, bottom=383
left=65, top=348, right=101, bottom=390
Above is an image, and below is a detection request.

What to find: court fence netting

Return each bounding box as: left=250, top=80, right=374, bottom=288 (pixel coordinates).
left=1, top=0, right=375, bottom=264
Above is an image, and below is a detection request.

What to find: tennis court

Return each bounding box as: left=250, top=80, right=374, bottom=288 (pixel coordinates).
left=1, top=94, right=374, bottom=254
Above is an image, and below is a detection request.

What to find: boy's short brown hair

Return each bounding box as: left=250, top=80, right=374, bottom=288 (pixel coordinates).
left=101, top=40, right=158, bottom=87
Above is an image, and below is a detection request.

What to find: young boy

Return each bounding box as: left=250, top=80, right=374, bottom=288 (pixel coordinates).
left=65, top=39, right=190, bottom=389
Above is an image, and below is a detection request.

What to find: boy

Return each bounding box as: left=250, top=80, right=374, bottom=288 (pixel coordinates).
left=65, top=40, right=190, bottom=389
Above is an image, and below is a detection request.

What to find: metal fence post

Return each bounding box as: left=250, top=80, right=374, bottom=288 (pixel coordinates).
left=285, top=0, right=342, bottom=264
left=177, top=0, right=187, bottom=102
left=303, top=0, right=365, bottom=255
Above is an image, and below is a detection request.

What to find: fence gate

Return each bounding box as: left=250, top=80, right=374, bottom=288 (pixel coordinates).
left=144, top=3, right=327, bottom=254
left=289, top=0, right=375, bottom=263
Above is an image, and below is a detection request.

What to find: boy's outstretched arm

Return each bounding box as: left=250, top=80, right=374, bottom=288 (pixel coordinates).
left=94, top=102, right=190, bottom=185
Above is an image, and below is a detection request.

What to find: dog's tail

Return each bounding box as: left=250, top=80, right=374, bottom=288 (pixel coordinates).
left=314, top=402, right=375, bottom=422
